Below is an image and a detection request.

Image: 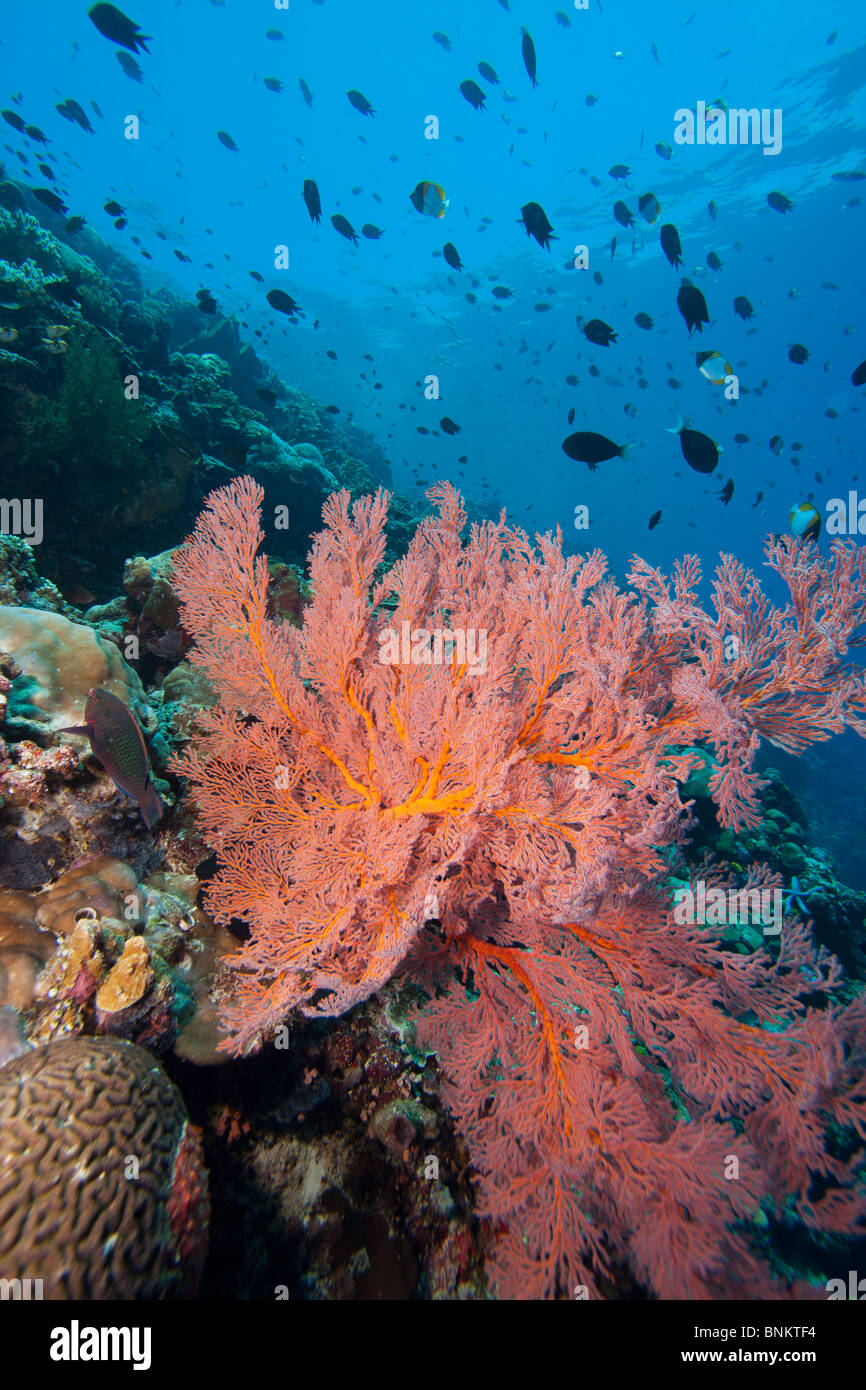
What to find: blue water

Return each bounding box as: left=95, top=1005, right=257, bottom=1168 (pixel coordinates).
left=5, top=0, right=866, bottom=870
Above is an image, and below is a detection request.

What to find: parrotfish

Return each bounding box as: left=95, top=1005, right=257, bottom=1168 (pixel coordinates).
left=61, top=686, right=162, bottom=829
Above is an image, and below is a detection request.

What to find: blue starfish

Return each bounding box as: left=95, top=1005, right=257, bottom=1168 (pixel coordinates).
left=783, top=875, right=816, bottom=917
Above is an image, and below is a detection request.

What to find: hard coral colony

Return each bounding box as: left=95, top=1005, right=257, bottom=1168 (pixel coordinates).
left=172, top=476, right=866, bottom=1300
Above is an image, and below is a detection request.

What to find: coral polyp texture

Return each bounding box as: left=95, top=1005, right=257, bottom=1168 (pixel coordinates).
left=0, top=606, right=154, bottom=733
left=0, top=1036, right=209, bottom=1298
left=172, top=475, right=866, bottom=1299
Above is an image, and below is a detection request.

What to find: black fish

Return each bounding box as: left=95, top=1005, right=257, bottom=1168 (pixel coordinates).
left=717, top=478, right=734, bottom=505
left=65, top=215, right=85, bottom=232
left=347, top=89, right=375, bottom=116
left=1, top=109, right=25, bottom=132
left=116, top=50, right=143, bottom=81
left=57, top=99, right=94, bottom=134
left=562, top=432, right=627, bottom=470
left=567, top=407, right=575, bottom=424
left=433, top=32, right=451, bottom=51
left=299, top=78, right=313, bottom=107
left=660, top=223, right=683, bottom=268
left=264, top=77, right=283, bottom=93
left=26, top=124, right=49, bottom=144
left=767, top=190, right=793, bottom=213
left=249, top=270, right=264, bottom=282
left=519, top=201, right=555, bottom=249
left=88, top=4, right=150, bottom=54
left=302, top=179, right=321, bottom=223
left=197, top=293, right=218, bottom=314
left=609, top=164, right=630, bottom=180
left=613, top=200, right=634, bottom=228
left=752, top=491, right=763, bottom=507
left=668, top=418, right=720, bottom=473
left=769, top=435, right=784, bottom=456
left=788, top=343, right=809, bottom=364
left=38, top=163, right=55, bottom=181
left=104, top=199, right=124, bottom=216
left=331, top=214, right=358, bottom=243
left=67, top=99, right=95, bottom=133
left=706, top=251, right=723, bottom=270
left=521, top=28, right=537, bottom=86
left=256, top=387, right=277, bottom=406
left=443, top=242, right=462, bottom=271
left=648, top=509, right=662, bottom=530
left=734, top=433, right=750, bottom=444
left=174, top=249, right=191, bottom=262
left=677, top=281, right=709, bottom=336
left=267, top=288, right=303, bottom=316
left=852, top=360, right=866, bottom=387
left=492, top=285, right=512, bottom=299
left=217, top=130, right=238, bottom=152
left=361, top=224, right=384, bottom=239
left=733, top=295, right=754, bottom=321
left=583, top=318, right=617, bottom=347
left=32, top=187, right=67, bottom=214
left=459, top=80, right=486, bottom=111
left=634, top=312, right=654, bottom=330
left=478, top=62, right=499, bottom=84
left=440, top=416, right=461, bottom=435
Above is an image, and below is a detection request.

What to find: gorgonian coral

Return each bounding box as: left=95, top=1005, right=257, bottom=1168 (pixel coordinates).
left=172, top=476, right=866, bottom=1298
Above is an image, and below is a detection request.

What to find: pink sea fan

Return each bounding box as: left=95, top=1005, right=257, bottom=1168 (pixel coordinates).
left=173, top=477, right=866, bottom=1298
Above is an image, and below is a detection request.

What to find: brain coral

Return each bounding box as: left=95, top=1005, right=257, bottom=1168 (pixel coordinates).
left=0, top=607, right=154, bottom=733
left=0, top=1036, right=209, bottom=1297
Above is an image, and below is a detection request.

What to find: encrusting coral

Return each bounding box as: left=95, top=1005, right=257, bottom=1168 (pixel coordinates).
left=0, top=855, right=237, bottom=1061
left=0, top=890, right=57, bottom=1009
left=172, top=475, right=866, bottom=1300
left=0, top=606, right=155, bottom=734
